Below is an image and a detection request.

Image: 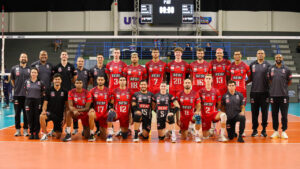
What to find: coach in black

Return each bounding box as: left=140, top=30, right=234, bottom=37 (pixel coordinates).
left=268, top=54, right=292, bottom=139
left=53, top=51, right=77, bottom=91
left=248, top=50, right=271, bottom=137
left=10, top=53, right=31, bottom=136
left=31, top=50, right=54, bottom=89
left=221, top=80, right=246, bottom=143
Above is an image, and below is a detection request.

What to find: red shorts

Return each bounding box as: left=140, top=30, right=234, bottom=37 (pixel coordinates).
left=76, top=112, right=89, bottom=127
left=96, top=112, right=108, bottom=128
left=116, top=112, right=129, bottom=128
left=180, top=115, right=195, bottom=131
left=202, top=111, right=219, bottom=131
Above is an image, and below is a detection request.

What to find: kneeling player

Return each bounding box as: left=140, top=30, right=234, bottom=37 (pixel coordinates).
left=63, top=79, right=94, bottom=142
left=199, top=74, right=228, bottom=142
left=40, top=74, right=68, bottom=141
left=89, top=76, right=112, bottom=140
left=153, top=82, right=180, bottom=142
left=132, top=80, right=154, bottom=142
left=106, top=76, right=132, bottom=142
left=176, top=78, right=202, bottom=142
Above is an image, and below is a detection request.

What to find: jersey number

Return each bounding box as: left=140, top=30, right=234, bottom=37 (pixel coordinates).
left=174, top=78, right=182, bottom=85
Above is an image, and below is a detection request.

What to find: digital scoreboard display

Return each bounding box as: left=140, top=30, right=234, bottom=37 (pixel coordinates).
left=140, top=0, right=194, bottom=25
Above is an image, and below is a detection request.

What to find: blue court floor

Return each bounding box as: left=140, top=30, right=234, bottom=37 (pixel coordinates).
left=1, top=102, right=300, bottom=130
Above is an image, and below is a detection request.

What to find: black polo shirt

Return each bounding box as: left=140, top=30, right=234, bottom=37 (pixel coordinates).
left=53, top=62, right=77, bottom=91
left=89, top=64, right=108, bottom=87
left=24, top=79, right=46, bottom=99
left=31, top=61, right=54, bottom=89
left=45, top=86, right=68, bottom=117
left=76, top=67, right=90, bottom=89
left=268, top=64, right=292, bottom=97
left=10, top=65, right=31, bottom=96
left=249, top=60, right=271, bottom=93
left=222, top=91, right=244, bottom=120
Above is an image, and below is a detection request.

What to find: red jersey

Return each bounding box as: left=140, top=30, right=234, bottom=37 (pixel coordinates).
left=167, top=60, right=190, bottom=91
left=176, top=91, right=200, bottom=117
left=123, top=65, right=147, bottom=94
left=198, top=87, right=221, bottom=117
left=226, top=61, right=250, bottom=93
left=189, top=60, right=210, bottom=92
left=145, top=60, right=167, bottom=94
left=89, top=86, right=111, bottom=115
left=111, top=88, right=131, bottom=116
left=105, top=61, right=127, bottom=91
left=68, top=88, right=92, bottom=111
left=209, top=59, right=231, bottom=91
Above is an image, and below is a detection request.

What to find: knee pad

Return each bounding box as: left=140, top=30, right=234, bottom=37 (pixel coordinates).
left=220, top=113, right=227, bottom=123
left=159, top=136, right=165, bottom=140
left=121, top=132, right=128, bottom=139
left=193, top=115, right=201, bottom=125
left=133, top=113, right=142, bottom=122
left=167, top=115, right=175, bottom=124
left=107, top=110, right=116, bottom=122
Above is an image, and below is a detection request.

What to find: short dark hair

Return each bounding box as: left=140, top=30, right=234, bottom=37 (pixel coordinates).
left=30, top=67, right=39, bottom=73
left=140, top=80, right=147, bottom=84
left=53, top=73, right=62, bottom=79
left=114, top=48, right=120, bottom=51
left=97, top=76, right=105, bottom=80
left=75, top=78, right=83, bottom=82
left=152, top=48, right=159, bottom=51
left=196, top=48, right=204, bottom=52
left=227, top=80, right=236, bottom=86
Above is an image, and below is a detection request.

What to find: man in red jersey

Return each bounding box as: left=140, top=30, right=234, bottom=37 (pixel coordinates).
left=123, top=53, right=147, bottom=95
left=167, top=47, right=190, bottom=96
left=106, top=48, right=127, bottom=92
left=145, top=48, right=167, bottom=95
left=199, top=74, right=228, bottom=142
left=176, top=78, right=202, bottom=142
left=226, top=51, right=250, bottom=105
left=190, top=48, right=210, bottom=92
left=209, top=48, right=231, bottom=96
left=89, top=76, right=112, bottom=140
left=106, top=76, right=132, bottom=141
left=63, top=79, right=94, bottom=142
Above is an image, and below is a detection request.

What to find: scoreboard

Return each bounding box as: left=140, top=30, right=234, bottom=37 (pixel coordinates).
left=140, top=0, right=194, bottom=25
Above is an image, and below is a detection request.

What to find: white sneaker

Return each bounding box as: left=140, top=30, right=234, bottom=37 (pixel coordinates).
left=40, top=134, right=48, bottom=141
left=218, top=135, right=228, bottom=142
left=47, top=130, right=54, bottom=137
left=171, top=133, right=176, bottom=143
left=281, top=131, right=288, bottom=139
left=270, top=131, right=280, bottom=139
left=106, top=135, right=113, bottom=142
left=133, top=137, right=139, bottom=142
left=14, top=129, right=21, bottom=136
left=72, top=129, right=78, bottom=135
left=209, top=128, right=217, bottom=137
left=23, top=129, right=29, bottom=136
left=195, top=136, right=202, bottom=143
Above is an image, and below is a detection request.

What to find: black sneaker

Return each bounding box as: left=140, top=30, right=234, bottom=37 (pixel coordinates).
left=237, top=136, right=245, bottom=143
left=63, top=133, right=72, bottom=142
left=88, top=134, right=96, bottom=142
left=251, top=130, right=258, bottom=137
left=261, top=130, right=267, bottom=137
left=29, top=134, right=34, bottom=140
left=234, top=133, right=238, bottom=138
left=34, top=134, right=39, bottom=140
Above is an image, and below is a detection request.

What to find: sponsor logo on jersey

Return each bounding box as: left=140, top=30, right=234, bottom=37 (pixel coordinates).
left=61, top=92, right=64, bottom=96
left=139, top=104, right=150, bottom=109
left=67, top=67, right=70, bottom=71
left=157, top=106, right=168, bottom=110
left=51, top=91, right=55, bottom=97
left=282, top=69, right=286, bottom=73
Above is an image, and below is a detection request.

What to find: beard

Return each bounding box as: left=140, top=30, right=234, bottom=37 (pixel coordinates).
left=276, top=60, right=282, bottom=65
left=184, top=86, right=191, bottom=90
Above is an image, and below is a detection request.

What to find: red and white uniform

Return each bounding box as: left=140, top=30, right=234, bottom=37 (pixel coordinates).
left=106, top=61, right=127, bottom=92
left=123, top=65, right=147, bottom=95
left=111, top=88, right=132, bottom=128
left=226, top=61, right=250, bottom=104
left=68, top=89, right=92, bottom=127
left=199, top=87, right=221, bottom=131
left=145, top=60, right=167, bottom=94
left=176, top=91, right=200, bottom=130
left=189, top=60, right=210, bottom=92
left=209, top=59, right=231, bottom=96
left=167, top=61, right=189, bottom=96
left=90, top=86, right=111, bottom=128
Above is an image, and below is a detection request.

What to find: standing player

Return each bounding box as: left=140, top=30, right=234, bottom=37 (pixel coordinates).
left=199, top=74, right=228, bottom=142
left=145, top=48, right=167, bottom=95
left=132, top=80, right=154, bottom=142
left=63, top=79, right=94, bottom=142
left=40, top=73, right=68, bottom=141
left=176, top=78, right=202, bottom=142
left=166, top=47, right=189, bottom=96
left=226, top=51, right=250, bottom=105
left=208, top=48, right=231, bottom=134
left=106, top=76, right=132, bottom=141
left=10, top=53, right=31, bottom=136
left=248, top=50, right=271, bottom=137
left=53, top=51, right=77, bottom=91
left=31, top=50, right=54, bottom=90
left=189, top=48, right=210, bottom=92
left=89, top=76, right=112, bottom=139
left=123, top=53, right=147, bottom=95
left=106, top=48, right=127, bottom=92
left=153, top=82, right=180, bottom=142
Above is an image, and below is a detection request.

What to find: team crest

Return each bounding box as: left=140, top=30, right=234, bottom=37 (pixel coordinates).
left=61, top=92, right=64, bottom=96
left=236, top=95, right=240, bottom=100
left=58, top=67, right=62, bottom=72
left=226, top=98, right=229, bottom=103
left=46, top=64, right=50, bottom=69
left=67, top=67, right=70, bottom=71
left=128, top=70, right=132, bottom=75
left=149, top=67, right=153, bottom=72
left=282, top=69, right=285, bottom=73
left=171, top=66, right=175, bottom=71
left=51, top=91, right=55, bottom=97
